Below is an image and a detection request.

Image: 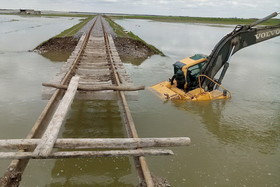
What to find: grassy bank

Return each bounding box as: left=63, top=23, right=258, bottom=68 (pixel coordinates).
left=109, top=15, right=280, bottom=26
left=105, top=16, right=164, bottom=56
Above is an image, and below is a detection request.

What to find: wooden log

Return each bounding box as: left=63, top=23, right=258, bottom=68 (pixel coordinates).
left=33, top=76, right=80, bottom=157
left=0, top=137, right=190, bottom=150
left=0, top=149, right=173, bottom=159
left=42, top=83, right=145, bottom=91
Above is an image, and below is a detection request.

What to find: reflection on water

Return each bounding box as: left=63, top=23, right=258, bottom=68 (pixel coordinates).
left=48, top=100, right=136, bottom=187
left=121, top=56, right=147, bottom=66
left=49, top=158, right=134, bottom=187
left=174, top=100, right=280, bottom=155
left=41, top=51, right=73, bottom=62
left=63, top=100, right=124, bottom=138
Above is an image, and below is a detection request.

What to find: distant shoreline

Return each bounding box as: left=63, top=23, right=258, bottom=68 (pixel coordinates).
left=1, top=10, right=279, bottom=26
left=108, top=15, right=280, bottom=26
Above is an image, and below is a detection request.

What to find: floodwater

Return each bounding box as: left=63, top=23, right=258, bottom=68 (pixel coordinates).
left=0, top=16, right=279, bottom=187
left=115, top=19, right=280, bottom=186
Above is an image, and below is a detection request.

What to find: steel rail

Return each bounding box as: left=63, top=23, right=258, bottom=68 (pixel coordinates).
left=100, top=16, right=155, bottom=187
left=0, top=17, right=98, bottom=187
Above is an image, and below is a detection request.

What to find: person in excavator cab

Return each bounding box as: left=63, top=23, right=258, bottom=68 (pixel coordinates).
left=170, top=63, right=203, bottom=91
left=170, top=69, right=185, bottom=90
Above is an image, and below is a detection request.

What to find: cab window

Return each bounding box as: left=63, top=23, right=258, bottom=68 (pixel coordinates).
left=188, top=61, right=206, bottom=78
left=186, top=61, right=206, bottom=89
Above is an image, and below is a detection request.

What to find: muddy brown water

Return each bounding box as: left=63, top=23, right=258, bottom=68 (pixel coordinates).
left=0, top=16, right=280, bottom=186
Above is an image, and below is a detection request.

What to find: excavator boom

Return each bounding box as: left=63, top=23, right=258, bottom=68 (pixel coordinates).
left=201, top=12, right=280, bottom=91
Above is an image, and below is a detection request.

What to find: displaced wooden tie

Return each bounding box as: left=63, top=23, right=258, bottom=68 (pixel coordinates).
left=0, top=138, right=190, bottom=159
left=42, top=82, right=145, bottom=91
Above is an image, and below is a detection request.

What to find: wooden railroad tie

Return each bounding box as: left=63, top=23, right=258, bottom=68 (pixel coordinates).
left=0, top=137, right=190, bottom=159
left=0, top=137, right=190, bottom=150
left=42, top=83, right=145, bottom=91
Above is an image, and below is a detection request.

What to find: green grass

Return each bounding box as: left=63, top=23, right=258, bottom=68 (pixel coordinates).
left=56, top=15, right=94, bottom=37
left=105, top=16, right=128, bottom=38
left=109, top=15, right=280, bottom=26
left=105, top=16, right=164, bottom=56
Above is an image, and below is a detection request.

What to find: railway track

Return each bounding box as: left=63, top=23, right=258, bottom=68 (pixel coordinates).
left=101, top=17, right=155, bottom=186
left=0, top=15, right=190, bottom=187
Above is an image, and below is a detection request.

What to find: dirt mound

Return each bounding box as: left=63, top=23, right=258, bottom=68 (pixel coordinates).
left=34, top=36, right=158, bottom=63
left=114, top=37, right=158, bottom=60
left=34, top=37, right=78, bottom=54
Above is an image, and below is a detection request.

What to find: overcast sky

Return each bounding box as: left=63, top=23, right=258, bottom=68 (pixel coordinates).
left=1, top=0, right=279, bottom=18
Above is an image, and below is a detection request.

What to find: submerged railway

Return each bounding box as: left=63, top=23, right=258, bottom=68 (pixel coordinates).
left=0, top=15, right=190, bottom=187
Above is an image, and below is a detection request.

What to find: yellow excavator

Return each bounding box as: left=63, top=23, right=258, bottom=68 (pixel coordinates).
left=151, top=12, right=280, bottom=101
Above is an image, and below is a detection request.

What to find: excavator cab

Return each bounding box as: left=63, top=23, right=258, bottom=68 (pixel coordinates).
left=170, top=54, right=207, bottom=91
left=151, top=53, right=230, bottom=101
left=151, top=54, right=220, bottom=101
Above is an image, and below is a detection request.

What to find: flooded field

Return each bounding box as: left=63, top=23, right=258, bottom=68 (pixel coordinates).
left=115, top=19, right=280, bottom=186
left=0, top=16, right=279, bottom=186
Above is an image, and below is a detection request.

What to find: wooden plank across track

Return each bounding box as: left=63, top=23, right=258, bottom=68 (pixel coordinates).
left=32, top=76, right=80, bottom=157
left=0, top=137, right=190, bottom=150
left=0, top=15, right=191, bottom=187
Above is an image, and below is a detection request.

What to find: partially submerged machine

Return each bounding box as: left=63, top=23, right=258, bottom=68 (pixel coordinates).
left=151, top=12, right=280, bottom=101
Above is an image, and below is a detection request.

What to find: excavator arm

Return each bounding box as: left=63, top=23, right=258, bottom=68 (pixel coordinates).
left=201, top=12, right=280, bottom=91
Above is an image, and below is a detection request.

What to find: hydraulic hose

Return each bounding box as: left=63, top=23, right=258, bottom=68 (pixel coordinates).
left=249, top=12, right=279, bottom=27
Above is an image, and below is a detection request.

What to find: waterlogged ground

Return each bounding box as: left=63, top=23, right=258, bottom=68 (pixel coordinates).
left=0, top=16, right=279, bottom=186
left=0, top=14, right=80, bottom=139
left=115, top=19, right=280, bottom=187
left=0, top=14, right=83, bottom=185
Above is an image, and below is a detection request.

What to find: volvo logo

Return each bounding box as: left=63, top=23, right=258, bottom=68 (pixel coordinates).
left=255, top=29, right=280, bottom=40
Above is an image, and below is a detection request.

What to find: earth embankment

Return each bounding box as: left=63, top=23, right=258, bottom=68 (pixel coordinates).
left=34, top=16, right=162, bottom=62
